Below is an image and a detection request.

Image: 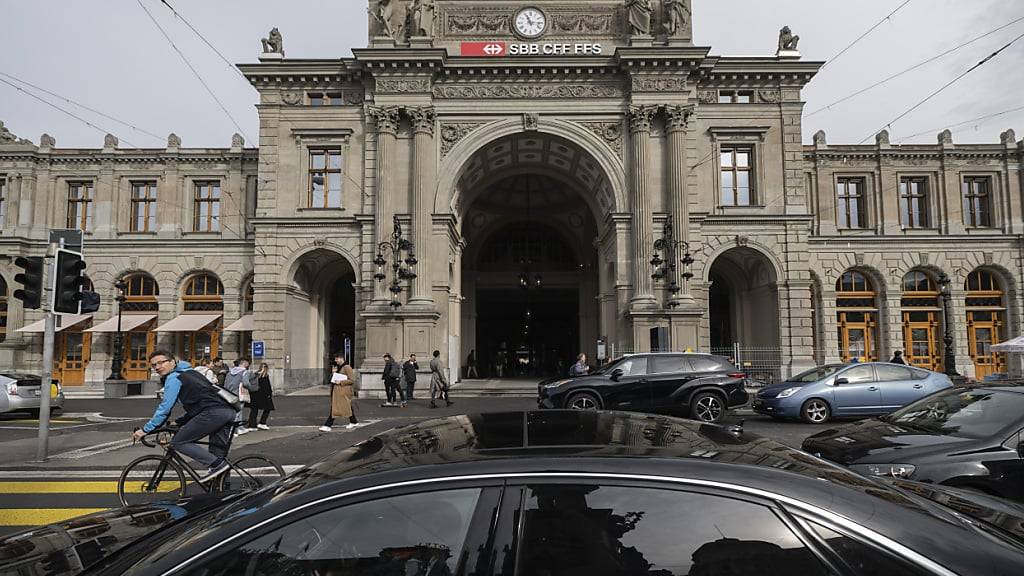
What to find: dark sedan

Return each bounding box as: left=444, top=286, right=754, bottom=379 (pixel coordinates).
left=537, top=352, right=749, bottom=422
left=5, top=410, right=1024, bottom=575
left=803, top=385, right=1024, bottom=502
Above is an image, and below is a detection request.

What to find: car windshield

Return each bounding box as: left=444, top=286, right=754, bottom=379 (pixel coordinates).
left=787, top=365, right=844, bottom=383
left=882, top=388, right=1024, bottom=439
left=591, top=357, right=625, bottom=375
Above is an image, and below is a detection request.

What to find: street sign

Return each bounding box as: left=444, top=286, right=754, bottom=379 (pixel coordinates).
left=49, top=229, right=83, bottom=253
left=252, top=340, right=265, bottom=358
left=343, top=337, right=352, bottom=362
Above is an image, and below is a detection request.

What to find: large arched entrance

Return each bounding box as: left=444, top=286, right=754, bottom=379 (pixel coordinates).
left=458, top=132, right=610, bottom=378
left=285, top=248, right=357, bottom=383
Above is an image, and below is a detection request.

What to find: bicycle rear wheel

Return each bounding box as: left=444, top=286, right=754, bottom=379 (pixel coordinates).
left=217, top=456, right=285, bottom=492
left=118, top=455, right=187, bottom=507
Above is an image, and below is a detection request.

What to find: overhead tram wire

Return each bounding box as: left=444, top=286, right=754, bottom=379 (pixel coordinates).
left=859, top=30, right=1024, bottom=144
left=896, top=104, right=1024, bottom=143
left=807, top=14, right=1024, bottom=118
left=136, top=0, right=252, bottom=144
left=0, top=76, right=137, bottom=147
left=820, top=0, right=914, bottom=71
left=156, top=0, right=251, bottom=84
left=0, top=71, right=166, bottom=143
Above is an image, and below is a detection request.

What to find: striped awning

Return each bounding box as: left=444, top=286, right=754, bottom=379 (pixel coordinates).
left=86, top=314, right=158, bottom=333
left=224, top=315, right=254, bottom=332
left=17, top=314, right=93, bottom=333
left=155, top=314, right=221, bottom=332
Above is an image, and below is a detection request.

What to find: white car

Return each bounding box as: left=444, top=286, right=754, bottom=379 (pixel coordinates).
left=0, top=372, right=65, bottom=416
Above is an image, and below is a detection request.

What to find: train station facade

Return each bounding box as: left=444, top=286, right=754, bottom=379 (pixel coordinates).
left=1, top=0, right=1022, bottom=394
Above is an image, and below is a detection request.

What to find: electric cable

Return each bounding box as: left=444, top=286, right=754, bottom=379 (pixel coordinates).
left=896, top=104, right=1024, bottom=143
left=820, top=0, right=914, bottom=71
left=157, top=0, right=251, bottom=83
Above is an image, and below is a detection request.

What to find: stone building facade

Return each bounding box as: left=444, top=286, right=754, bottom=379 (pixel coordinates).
left=1, top=0, right=1021, bottom=394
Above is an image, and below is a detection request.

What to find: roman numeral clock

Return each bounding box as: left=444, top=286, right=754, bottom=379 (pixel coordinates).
left=514, top=6, right=547, bottom=39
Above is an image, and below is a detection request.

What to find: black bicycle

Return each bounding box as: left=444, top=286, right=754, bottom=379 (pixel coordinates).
left=118, top=424, right=285, bottom=507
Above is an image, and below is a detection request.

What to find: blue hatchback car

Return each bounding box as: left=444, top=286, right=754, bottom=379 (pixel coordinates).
left=753, top=362, right=953, bottom=423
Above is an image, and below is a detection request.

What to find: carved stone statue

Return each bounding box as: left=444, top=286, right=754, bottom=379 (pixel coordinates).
left=372, top=0, right=398, bottom=40
left=663, top=0, right=690, bottom=37
left=104, top=133, right=119, bottom=149
left=40, top=133, right=56, bottom=148
left=232, top=133, right=245, bottom=148
left=0, top=120, right=16, bottom=143
left=167, top=133, right=181, bottom=148
left=778, top=26, right=800, bottom=52
left=626, top=0, right=653, bottom=36
left=261, top=27, right=284, bottom=56
left=412, top=0, right=436, bottom=37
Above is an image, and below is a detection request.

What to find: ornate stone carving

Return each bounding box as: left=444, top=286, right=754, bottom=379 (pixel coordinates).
left=813, top=130, right=827, bottom=147
left=343, top=90, right=365, bottom=105
left=40, top=133, right=56, bottom=148
left=440, top=123, right=484, bottom=158
left=938, top=129, right=953, bottom=145
left=408, top=106, right=436, bottom=135
left=1000, top=129, right=1016, bottom=145
left=735, top=235, right=749, bottom=247
left=130, top=257, right=139, bottom=269
left=626, top=0, right=653, bottom=36
left=523, top=113, right=539, bottom=132
left=778, top=26, right=800, bottom=51
left=282, top=91, right=302, bottom=106
left=664, top=105, right=694, bottom=132
left=372, top=0, right=403, bottom=41
left=411, top=0, right=436, bottom=36
left=628, top=105, right=658, bottom=133
left=432, top=84, right=623, bottom=99
left=697, top=90, right=717, bottom=104
left=552, top=13, right=616, bottom=33
left=104, top=134, right=119, bottom=149
left=579, top=122, right=624, bottom=157
left=662, top=0, right=691, bottom=37
left=194, top=256, right=204, bottom=268
left=447, top=14, right=508, bottom=34
left=368, top=106, right=401, bottom=134
left=260, top=27, right=284, bottom=56
left=631, top=76, right=687, bottom=93
left=167, top=133, right=181, bottom=148
left=875, top=129, right=890, bottom=146
left=232, top=133, right=245, bottom=148
left=313, top=238, right=327, bottom=247
left=757, top=89, right=781, bottom=103
left=375, top=77, right=431, bottom=93
left=0, top=121, right=17, bottom=143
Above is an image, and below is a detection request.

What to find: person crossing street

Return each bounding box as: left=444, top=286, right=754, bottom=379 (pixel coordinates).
left=430, top=349, right=453, bottom=409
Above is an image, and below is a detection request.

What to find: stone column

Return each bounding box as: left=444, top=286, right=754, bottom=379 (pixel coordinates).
left=368, top=106, right=401, bottom=305
left=664, top=105, right=694, bottom=305
left=408, top=106, right=436, bottom=308
left=628, top=105, right=658, bottom=310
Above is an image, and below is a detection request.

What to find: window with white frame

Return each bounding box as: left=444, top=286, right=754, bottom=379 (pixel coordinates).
left=67, top=181, right=94, bottom=231
left=837, top=177, right=867, bottom=229
left=720, top=147, right=754, bottom=206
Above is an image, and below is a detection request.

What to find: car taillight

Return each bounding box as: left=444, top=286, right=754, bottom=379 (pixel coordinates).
left=728, top=373, right=747, bottom=379
left=6, top=383, right=17, bottom=396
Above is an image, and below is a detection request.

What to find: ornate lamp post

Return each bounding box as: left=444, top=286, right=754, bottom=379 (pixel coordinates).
left=937, top=272, right=964, bottom=383
left=107, top=278, right=127, bottom=380
left=373, top=215, right=417, bottom=308
left=650, top=214, right=695, bottom=308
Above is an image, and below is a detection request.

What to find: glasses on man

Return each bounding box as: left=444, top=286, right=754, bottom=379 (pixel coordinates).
left=150, top=358, right=171, bottom=370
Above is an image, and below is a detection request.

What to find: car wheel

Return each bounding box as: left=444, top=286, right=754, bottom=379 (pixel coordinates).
left=566, top=392, right=600, bottom=411
left=801, top=399, right=831, bottom=424
left=690, top=392, right=725, bottom=423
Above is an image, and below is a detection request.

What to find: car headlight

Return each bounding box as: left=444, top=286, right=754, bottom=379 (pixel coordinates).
left=850, top=463, right=916, bottom=479
left=544, top=380, right=571, bottom=389
left=776, top=387, right=801, bottom=398
left=5, top=383, right=17, bottom=396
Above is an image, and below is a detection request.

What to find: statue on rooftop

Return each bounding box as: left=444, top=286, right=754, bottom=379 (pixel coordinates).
left=778, top=26, right=800, bottom=52
left=626, top=0, right=653, bottom=36
left=261, top=27, right=284, bottom=56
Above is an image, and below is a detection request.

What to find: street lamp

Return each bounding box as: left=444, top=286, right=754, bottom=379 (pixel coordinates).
left=650, top=214, right=696, bottom=308
left=373, top=215, right=417, bottom=308
left=107, top=278, right=127, bottom=380
left=936, top=272, right=964, bottom=383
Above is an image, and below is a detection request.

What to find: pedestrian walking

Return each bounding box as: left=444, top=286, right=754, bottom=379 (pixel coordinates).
left=247, top=363, right=275, bottom=430
left=193, top=357, right=219, bottom=385
left=403, top=353, right=419, bottom=400
left=320, top=357, right=357, bottom=432
left=211, top=356, right=229, bottom=386
left=430, top=349, right=452, bottom=408
left=224, top=358, right=256, bottom=436
left=466, top=349, right=479, bottom=378
left=382, top=353, right=406, bottom=407
left=569, top=353, right=589, bottom=377
left=889, top=350, right=907, bottom=365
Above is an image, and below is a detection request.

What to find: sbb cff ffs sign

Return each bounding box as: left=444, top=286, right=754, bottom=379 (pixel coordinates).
left=461, top=42, right=604, bottom=56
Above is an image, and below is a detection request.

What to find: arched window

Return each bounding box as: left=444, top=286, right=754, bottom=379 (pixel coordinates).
left=244, top=282, right=255, bottom=315
left=123, top=273, right=159, bottom=312
left=965, top=269, right=1007, bottom=378
left=901, top=271, right=942, bottom=371
left=0, top=276, right=7, bottom=343
left=836, top=271, right=878, bottom=362
left=182, top=274, right=224, bottom=312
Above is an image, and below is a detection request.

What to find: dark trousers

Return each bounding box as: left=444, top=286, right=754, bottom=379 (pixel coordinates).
left=247, top=406, right=271, bottom=428
left=405, top=380, right=415, bottom=400
left=385, top=377, right=405, bottom=403
left=171, top=407, right=236, bottom=468
left=323, top=401, right=357, bottom=427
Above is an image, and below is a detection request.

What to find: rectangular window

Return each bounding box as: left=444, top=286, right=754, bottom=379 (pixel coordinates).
left=193, top=181, right=221, bottom=232
left=720, top=147, right=753, bottom=206
left=130, top=181, right=158, bottom=232
left=308, top=93, right=343, bottom=106
left=717, top=91, right=753, bottom=103
left=899, top=177, right=929, bottom=228
left=308, top=149, right=343, bottom=208
left=67, top=181, right=94, bottom=231
left=962, top=176, right=992, bottom=227
left=0, top=177, right=5, bottom=227
left=837, top=177, right=866, bottom=229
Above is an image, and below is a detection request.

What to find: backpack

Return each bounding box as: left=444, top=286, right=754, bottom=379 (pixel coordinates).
left=388, top=361, right=402, bottom=379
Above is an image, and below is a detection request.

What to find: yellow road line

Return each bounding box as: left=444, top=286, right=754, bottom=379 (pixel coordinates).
left=0, top=508, right=108, bottom=526
left=0, top=481, right=178, bottom=494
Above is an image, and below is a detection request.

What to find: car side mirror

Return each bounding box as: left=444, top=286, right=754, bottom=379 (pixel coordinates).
left=610, top=368, right=624, bottom=381
left=834, top=377, right=849, bottom=386
left=1017, top=441, right=1024, bottom=460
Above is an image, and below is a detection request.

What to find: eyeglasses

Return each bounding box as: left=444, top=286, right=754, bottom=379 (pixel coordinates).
left=150, top=358, right=172, bottom=370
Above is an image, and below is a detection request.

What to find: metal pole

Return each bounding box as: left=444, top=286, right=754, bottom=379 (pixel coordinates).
left=109, top=281, right=125, bottom=380
left=35, top=240, right=59, bottom=462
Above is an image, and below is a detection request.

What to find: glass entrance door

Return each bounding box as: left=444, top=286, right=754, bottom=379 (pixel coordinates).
left=123, top=331, right=155, bottom=380
left=968, top=311, right=1006, bottom=379
left=903, top=312, right=941, bottom=371
left=55, top=332, right=91, bottom=386
left=837, top=311, right=876, bottom=363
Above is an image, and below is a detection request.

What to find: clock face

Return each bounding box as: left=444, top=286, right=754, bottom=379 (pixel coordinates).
left=514, top=7, right=547, bottom=38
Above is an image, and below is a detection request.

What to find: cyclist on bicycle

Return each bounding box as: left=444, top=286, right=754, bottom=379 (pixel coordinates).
left=131, top=350, right=236, bottom=483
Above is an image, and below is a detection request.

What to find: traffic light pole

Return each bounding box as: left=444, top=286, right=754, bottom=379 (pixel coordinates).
left=35, top=310, right=56, bottom=462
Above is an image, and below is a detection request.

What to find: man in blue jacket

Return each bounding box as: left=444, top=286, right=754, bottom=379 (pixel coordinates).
left=131, top=350, right=236, bottom=482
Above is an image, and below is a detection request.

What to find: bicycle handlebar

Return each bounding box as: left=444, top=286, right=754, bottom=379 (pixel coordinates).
left=133, top=426, right=178, bottom=449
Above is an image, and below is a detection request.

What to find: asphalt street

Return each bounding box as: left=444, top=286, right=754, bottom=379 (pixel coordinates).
left=0, top=393, right=834, bottom=537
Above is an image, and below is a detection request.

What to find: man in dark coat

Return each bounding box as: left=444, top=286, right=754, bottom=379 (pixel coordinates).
left=403, top=353, right=419, bottom=400
left=382, top=353, right=406, bottom=407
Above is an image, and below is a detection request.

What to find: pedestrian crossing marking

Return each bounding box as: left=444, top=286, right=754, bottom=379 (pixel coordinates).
left=0, top=481, right=177, bottom=494
left=0, top=509, right=107, bottom=526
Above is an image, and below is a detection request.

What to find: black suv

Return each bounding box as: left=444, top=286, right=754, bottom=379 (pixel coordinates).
left=537, top=353, right=749, bottom=422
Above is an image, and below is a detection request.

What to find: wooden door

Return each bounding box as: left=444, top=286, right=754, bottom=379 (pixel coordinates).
left=903, top=312, right=941, bottom=371
left=184, top=330, right=220, bottom=366
left=968, top=311, right=1007, bottom=379
left=55, top=332, right=91, bottom=386
left=123, top=331, right=155, bottom=380
left=837, top=311, right=877, bottom=363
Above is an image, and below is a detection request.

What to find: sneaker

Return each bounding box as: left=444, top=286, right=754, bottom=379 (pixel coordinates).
left=345, top=423, right=358, bottom=429
left=235, top=427, right=250, bottom=436
left=257, top=424, right=270, bottom=430
left=199, top=461, right=230, bottom=483
left=400, top=402, right=407, bottom=408
left=318, top=426, right=332, bottom=432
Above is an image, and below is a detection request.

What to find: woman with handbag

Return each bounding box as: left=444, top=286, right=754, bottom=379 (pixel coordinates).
left=320, top=356, right=358, bottom=432
left=247, top=363, right=275, bottom=430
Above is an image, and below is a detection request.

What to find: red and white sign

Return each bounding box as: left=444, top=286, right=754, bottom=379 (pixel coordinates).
left=461, top=42, right=507, bottom=57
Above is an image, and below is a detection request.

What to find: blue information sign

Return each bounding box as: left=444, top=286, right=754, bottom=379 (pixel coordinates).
left=252, top=340, right=265, bottom=358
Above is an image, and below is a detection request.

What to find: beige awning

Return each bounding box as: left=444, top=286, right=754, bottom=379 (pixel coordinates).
left=224, top=315, right=254, bottom=332
left=86, top=314, right=158, bottom=333
left=17, top=314, right=93, bottom=333
left=155, top=314, right=222, bottom=332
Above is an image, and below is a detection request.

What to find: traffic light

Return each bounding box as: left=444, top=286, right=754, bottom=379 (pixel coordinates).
left=53, top=249, right=87, bottom=314
left=13, top=256, right=44, bottom=309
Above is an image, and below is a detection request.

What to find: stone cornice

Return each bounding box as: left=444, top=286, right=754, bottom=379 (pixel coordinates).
left=0, top=150, right=258, bottom=164
left=808, top=234, right=1022, bottom=246
left=698, top=215, right=814, bottom=226
left=804, top=146, right=1017, bottom=162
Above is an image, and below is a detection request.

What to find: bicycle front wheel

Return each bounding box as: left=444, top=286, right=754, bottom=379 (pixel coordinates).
left=217, top=456, right=285, bottom=492
left=118, top=455, right=187, bottom=507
